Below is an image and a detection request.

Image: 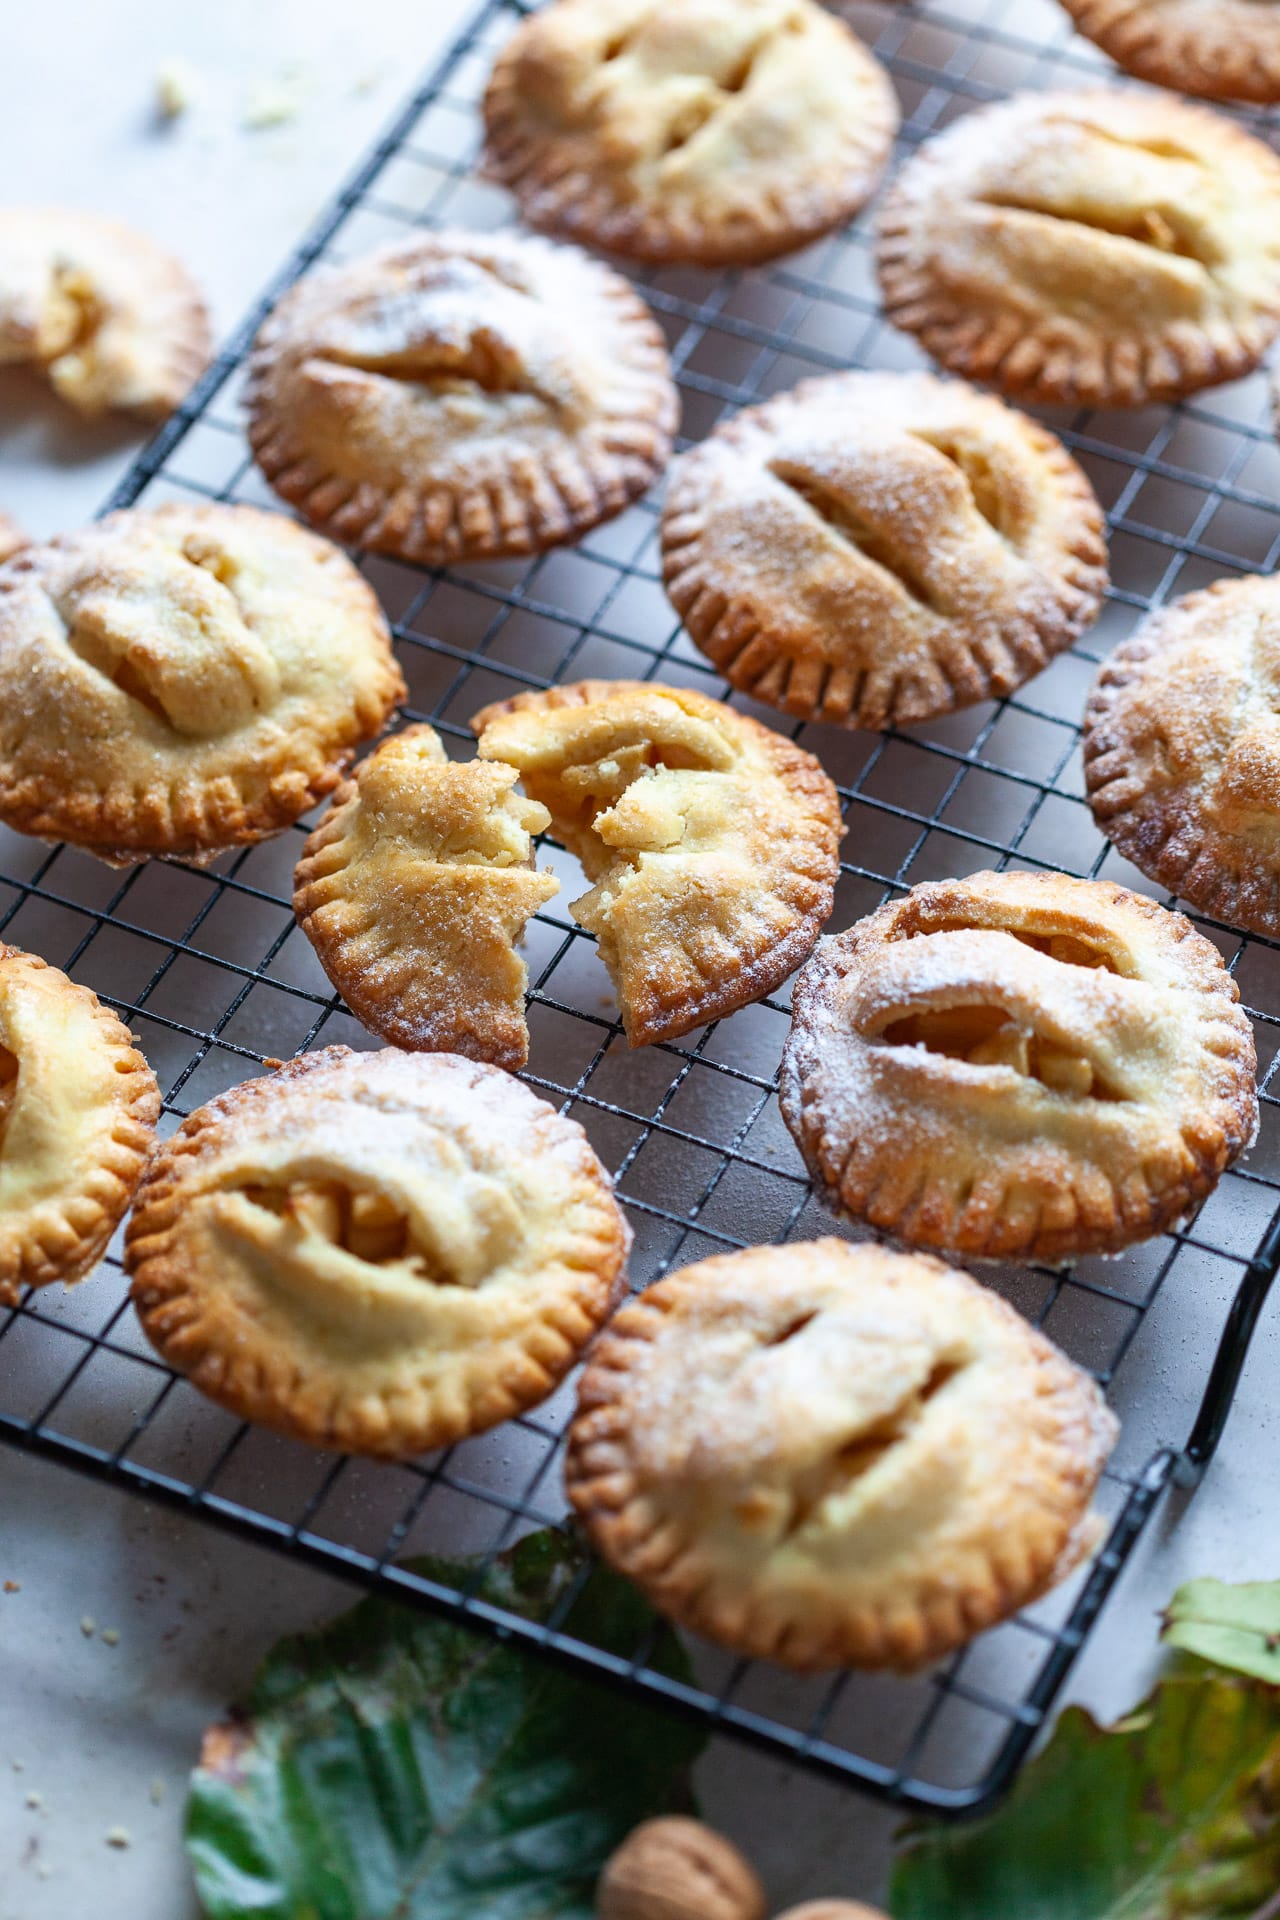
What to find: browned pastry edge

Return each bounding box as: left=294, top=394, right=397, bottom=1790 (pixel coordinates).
left=1061, top=0, right=1280, bottom=104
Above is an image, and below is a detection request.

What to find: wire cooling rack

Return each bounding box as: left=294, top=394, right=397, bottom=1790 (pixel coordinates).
left=4, top=0, right=1280, bottom=1821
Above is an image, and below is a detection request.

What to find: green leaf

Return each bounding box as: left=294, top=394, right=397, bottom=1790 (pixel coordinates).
left=1163, top=1579, right=1280, bottom=1687
left=891, top=1673, right=1280, bottom=1919
left=187, top=1530, right=705, bottom=1920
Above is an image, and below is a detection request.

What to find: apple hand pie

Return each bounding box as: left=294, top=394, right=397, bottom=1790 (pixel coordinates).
left=877, top=90, right=1280, bottom=408
left=247, top=229, right=677, bottom=567
left=0, top=942, right=160, bottom=1308
left=294, top=724, right=559, bottom=1070
left=471, top=680, right=844, bottom=1046
left=1061, top=1, right=1280, bottom=105
left=482, top=0, right=899, bottom=268
left=0, top=503, right=404, bottom=865
left=126, top=1047, right=631, bottom=1459
left=780, top=871, right=1257, bottom=1264
left=1085, top=573, right=1280, bottom=940
left=661, top=371, right=1107, bottom=731
left=0, top=208, right=210, bottom=420
left=567, top=1239, right=1118, bottom=1671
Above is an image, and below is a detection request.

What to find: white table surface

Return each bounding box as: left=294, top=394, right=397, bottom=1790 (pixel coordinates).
left=2, top=3, right=1280, bottom=1915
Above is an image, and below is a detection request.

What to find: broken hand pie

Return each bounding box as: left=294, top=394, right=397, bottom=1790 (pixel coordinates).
left=0, top=503, right=404, bottom=865
left=566, top=1238, right=1118, bottom=1671
left=780, top=871, right=1257, bottom=1264
left=472, top=680, right=844, bottom=1046
left=482, top=0, right=899, bottom=268
left=877, top=90, right=1280, bottom=408
left=126, top=1047, right=631, bottom=1458
left=1061, top=0, right=1280, bottom=105
left=661, top=371, right=1107, bottom=731
left=247, top=228, right=677, bottom=566
left=0, top=942, right=160, bottom=1308
left=0, top=208, right=210, bottom=420
left=1085, top=573, right=1280, bottom=939
left=294, top=724, right=558, bottom=1070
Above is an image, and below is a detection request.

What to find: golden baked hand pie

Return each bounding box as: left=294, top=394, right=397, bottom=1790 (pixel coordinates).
left=1061, top=0, right=1280, bottom=104
left=780, top=871, right=1257, bottom=1264
left=661, top=371, right=1107, bottom=731
left=0, top=942, right=160, bottom=1308
left=294, top=724, right=559, bottom=1070
left=247, top=229, right=677, bottom=567
left=0, top=208, right=210, bottom=419
left=0, top=503, right=404, bottom=865
left=566, top=1238, right=1118, bottom=1671
left=1084, top=574, right=1280, bottom=939
left=481, top=0, right=899, bottom=268
left=877, top=90, right=1280, bottom=409
left=126, top=1047, right=631, bottom=1458
left=472, top=680, right=844, bottom=1045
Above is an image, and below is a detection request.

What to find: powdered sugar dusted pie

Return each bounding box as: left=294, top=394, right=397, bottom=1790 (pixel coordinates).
left=660, top=371, right=1107, bottom=731
left=0, top=942, right=160, bottom=1308
left=1084, top=573, right=1280, bottom=939
left=0, top=208, right=210, bottom=419
left=126, top=1047, right=631, bottom=1458
left=877, top=90, right=1280, bottom=408
left=247, top=228, right=677, bottom=566
left=566, top=1238, right=1117, bottom=1671
left=780, top=871, right=1257, bottom=1264
left=294, top=724, right=559, bottom=1070
left=482, top=0, right=899, bottom=268
left=0, top=503, right=404, bottom=865
left=1062, top=0, right=1280, bottom=104
left=472, top=680, right=844, bottom=1046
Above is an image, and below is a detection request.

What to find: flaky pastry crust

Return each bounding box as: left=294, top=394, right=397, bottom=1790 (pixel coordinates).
left=1062, top=0, right=1280, bottom=104
left=0, top=503, right=404, bottom=865
left=0, top=942, right=160, bottom=1307
left=481, top=0, right=899, bottom=268
left=780, top=871, right=1257, bottom=1264
left=126, top=1047, right=631, bottom=1458
left=472, top=680, right=843, bottom=1046
left=877, top=90, right=1280, bottom=408
left=566, top=1239, right=1118, bottom=1671
left=294, top=724, right=559, bottom=1069
left=247, top=228, right=677, bottom=566
left=661, top=372, right=1107, bottom=731
left=1085, top=574, right=1280, bottom=939
left=0, top=208, right=210, bottom=419
left=0, top=511, right=27, bottom=563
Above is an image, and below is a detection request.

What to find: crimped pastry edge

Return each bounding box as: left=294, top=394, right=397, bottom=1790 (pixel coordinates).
left=659, top=370, right=1109, bottom=730
left=0, top=943, right=161, bottom=1306
left=565, top=1240, right=1117, bottom=1672
left=1061, top=0, right=1280, bottom=105
left=125, top=1046, right=632, bottom=1458
left=875, top=90, right=1280, bottom=409
left=778, top=873, right=1258, bottom=1265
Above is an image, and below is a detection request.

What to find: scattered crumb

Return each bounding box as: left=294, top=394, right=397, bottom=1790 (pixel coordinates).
left=105, top=1827, right=131, bottom=1850
left=80, top=1616, right=96, bottom=1638
left=37, top=1862, right=52, bottom=1880
left=242, top=77, right=304, bottom=130
left=11, top=1758, right=23, bottom=1772
left=100, top=1628, right=120, bottom=1647
left=25, top=1790, right=43, bottom=1811
left=154, top=57, right=198, bottom=121
left=353, top=67, right=384, bottom=96
left=149, top=1778, right=166, bottom=1806
left=3, top=1581, right=17, bottom=1593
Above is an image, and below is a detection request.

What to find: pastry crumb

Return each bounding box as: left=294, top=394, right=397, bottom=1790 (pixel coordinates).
left=37, top=1860, right=52, bottom=1879
left=149, top=1777, right=166, bottom=1806
left=243, top=79, right=303, bottom=129
left=155, top=58, right=198, bottom=120
left=105, top=1826, right=131, bottom=1850
left=79, top=1616, right=96, bottom=1637
left=11, top=1757, right=23, bottom=1772
left=100, top=1628, right=120, bottom=1646
left=3, top=1580, right=18, bottom=1593
left=25, top=1790, right=43, bottom=1811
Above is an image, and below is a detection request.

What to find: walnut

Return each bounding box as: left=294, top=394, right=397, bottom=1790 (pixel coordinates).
left=597, top=1817, right=767, bottom=1920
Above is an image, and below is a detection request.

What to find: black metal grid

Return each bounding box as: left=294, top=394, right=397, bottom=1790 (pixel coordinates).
left=3, top=0, right=1280, bottom=1819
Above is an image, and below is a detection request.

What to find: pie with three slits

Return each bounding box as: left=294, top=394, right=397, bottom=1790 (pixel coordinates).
left=294, top=723, right=558, bottom=1070
left=877, top=90, right=1280, bottom=408
left=472, top=680, right=844, bottom=1046
left=0, top=502, right=404, bottom=865
left=566, top=1238, right=1118, bottom=1670
left=246, top=228, right=677, bottom=566
left=126, top=1047, right=631, bottom=1458
left=482, top=0, right=899, bottom=267
left=660, top=371, right=1108, bottom=731
left=0, top=942, right=160, bottom=1308
left=779, top=870, right=1257, bottom=1264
